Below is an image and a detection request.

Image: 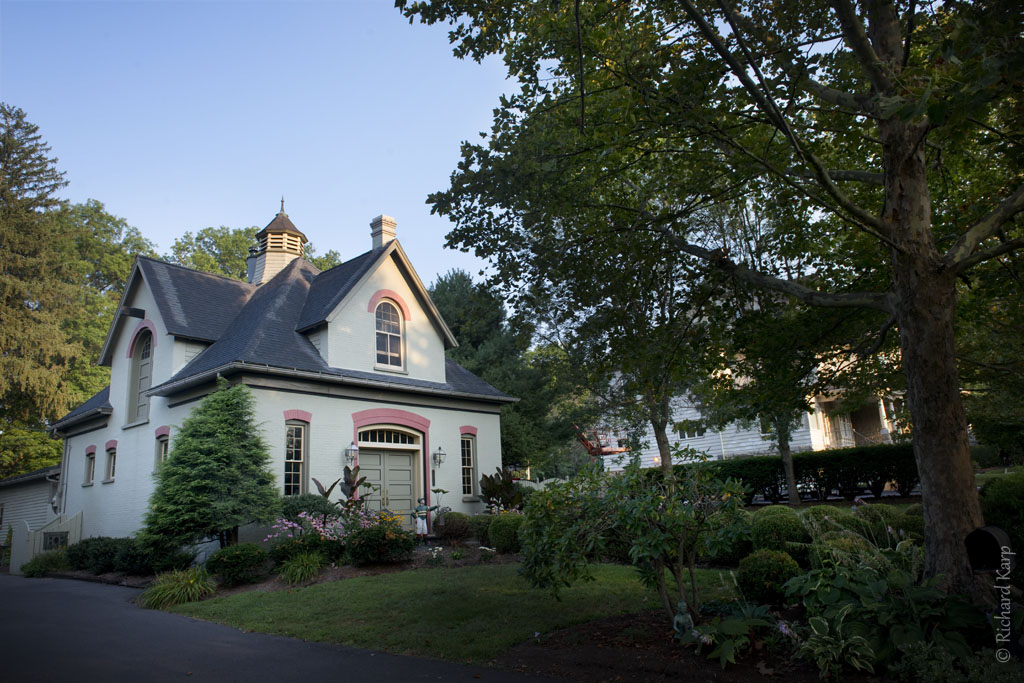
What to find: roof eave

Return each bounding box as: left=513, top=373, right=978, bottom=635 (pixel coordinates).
left=149, top=361, right=517, bottom=404
left=49, top=405, right=113, bottom=435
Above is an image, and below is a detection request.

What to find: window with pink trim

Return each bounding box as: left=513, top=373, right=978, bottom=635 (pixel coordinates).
left=461, top=435, right=476, bottom=496
left=128, top=330, right=153, bottom=423
left=374, top=301, right=403, bottom=368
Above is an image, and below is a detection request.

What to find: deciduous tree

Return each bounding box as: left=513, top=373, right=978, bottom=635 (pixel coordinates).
left=400, top=0, right=1024, bottom=592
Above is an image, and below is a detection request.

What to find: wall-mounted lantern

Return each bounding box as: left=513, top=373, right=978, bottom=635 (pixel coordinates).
left=432, top=446, right=446, bottom=468
left=344, top=442, right=359, bottom=466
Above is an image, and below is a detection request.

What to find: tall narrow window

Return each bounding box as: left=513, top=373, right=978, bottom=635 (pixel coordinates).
left=84, top=453, right=95, bottom=485
left=375, top=301, right=403, bottom=368
left=461, top=435, right=476, bottom=497
left=105, top=449, right=117, bottom=481
left=156, top=436, right=169, bottom=466
left=128, top=331, right=152, bottom=422
left=284, top=421, right=307, bottom=496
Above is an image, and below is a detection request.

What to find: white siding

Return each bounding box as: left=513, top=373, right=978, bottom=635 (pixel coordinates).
left=0, top=478, right=56, bottom=539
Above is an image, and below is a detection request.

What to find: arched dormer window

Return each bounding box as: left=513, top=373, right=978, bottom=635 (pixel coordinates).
left=128, top=330, right=152, bottom=423
left=375, top=301, right=403, bottom=369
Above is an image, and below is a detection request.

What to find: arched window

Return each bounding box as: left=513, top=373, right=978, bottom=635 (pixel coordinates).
left=128, top=331, right=152, bottom=423
left=375, top=301, right=403, bottom=368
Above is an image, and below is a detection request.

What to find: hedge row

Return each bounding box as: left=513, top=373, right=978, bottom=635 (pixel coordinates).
left=672, top=444, right=920, bottom=503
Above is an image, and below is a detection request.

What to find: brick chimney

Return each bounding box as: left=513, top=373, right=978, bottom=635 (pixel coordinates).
left=370, top=214, right=397, bottom=250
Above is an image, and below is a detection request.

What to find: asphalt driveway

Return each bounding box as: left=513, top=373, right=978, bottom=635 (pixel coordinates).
left=0, top=574, right=554, bottom=682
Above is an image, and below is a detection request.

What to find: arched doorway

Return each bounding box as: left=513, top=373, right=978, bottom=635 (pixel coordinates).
left=356, top=426, right=421, bottom=530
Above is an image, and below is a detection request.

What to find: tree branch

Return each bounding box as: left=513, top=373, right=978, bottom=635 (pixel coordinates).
left=632, top=209, right=895, bottom=313
left=787, top=167, right=885, bottom=185
left=829, top=0, right=894, bottom=93
left=953, top=237, right=1024, bottom=273
left=946, top=183, right=1024, bottom=270
left=679, top=0, right=888, bottom=237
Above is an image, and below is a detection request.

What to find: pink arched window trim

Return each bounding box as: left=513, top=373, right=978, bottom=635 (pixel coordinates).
left=126, top=320, right=158, bottom=358
left=351, top=408, right=431, bottom=508
left=367, top=290, right=412, bottom=320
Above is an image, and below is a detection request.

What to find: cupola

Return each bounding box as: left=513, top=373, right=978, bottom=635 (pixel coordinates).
left=249, top=202, right=308, bottom=285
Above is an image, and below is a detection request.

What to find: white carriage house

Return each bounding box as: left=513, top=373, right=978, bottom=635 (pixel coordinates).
left=45, top=210, right=513, bottom=556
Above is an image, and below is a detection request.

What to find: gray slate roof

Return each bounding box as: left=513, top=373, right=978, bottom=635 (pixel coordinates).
left=0, top=464, right=61, bottom=488
left=137, top=257, right=254, bottom=342
left=51, top=385, right=112, bottom=430
left=84, top=250, right=512, bottom=411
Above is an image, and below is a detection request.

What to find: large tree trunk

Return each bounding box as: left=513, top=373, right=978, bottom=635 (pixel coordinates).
left=647, top=389, right=674, bottom=475
left=883, top=117, right=982, bottom=593
left=775, top=419, right=800, bottom=505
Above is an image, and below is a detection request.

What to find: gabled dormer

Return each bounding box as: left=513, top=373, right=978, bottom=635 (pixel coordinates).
left=296, top=215, right=457, bottom=384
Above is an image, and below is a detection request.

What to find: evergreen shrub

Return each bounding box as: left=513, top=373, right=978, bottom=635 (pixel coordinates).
left=979, top=472, right=1024, bottom=580
left=468, top=514, right=492, bottom=546
left=489, top=512, right=526, bottom=554
left=280, top=493, right=339, bottom=524
left=737, top=549, right=800, bottom=604
left=345, top=519, right=416, bottom=566
left=66, top=537, right=136, bottom=574
left=809, top=532, right=877, bottom=568
left=750, top=506, right=810, bottom=554
left=113, top=538, right=155, bottom=575
left=206, top=543, right=267, bottom=587
left=439, top=511, right=472, bottom=545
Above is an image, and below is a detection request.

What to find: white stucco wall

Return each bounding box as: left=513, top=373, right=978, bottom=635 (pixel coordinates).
left=325, top=251, right=447, bottom=384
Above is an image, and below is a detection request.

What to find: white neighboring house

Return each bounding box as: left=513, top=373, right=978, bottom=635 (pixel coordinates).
left=0, top=465, right=60, bottom=570
left=41, top=211, right=513, bottom=563
left=604, top=394, right=899, bottom=471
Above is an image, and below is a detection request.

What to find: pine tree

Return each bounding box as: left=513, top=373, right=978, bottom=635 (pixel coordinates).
left=142, top=380, right=280, bottom=550
left=0, top=103, right=84, bottom=423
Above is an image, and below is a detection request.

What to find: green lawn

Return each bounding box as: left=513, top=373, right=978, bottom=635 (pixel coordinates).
left=975, top=466, right=1019, bottom=487
left=172, top=563, right=731, bottom=662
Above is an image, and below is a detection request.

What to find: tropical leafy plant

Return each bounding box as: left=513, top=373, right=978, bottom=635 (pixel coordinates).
left=479, top=468, right=523, bottom=509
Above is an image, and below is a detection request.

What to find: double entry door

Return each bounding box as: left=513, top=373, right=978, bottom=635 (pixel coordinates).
left=357, top=449, right=416, bottom=530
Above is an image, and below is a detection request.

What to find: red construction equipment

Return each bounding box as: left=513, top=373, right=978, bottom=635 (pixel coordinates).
left=574, top=424, right=629, bottom=458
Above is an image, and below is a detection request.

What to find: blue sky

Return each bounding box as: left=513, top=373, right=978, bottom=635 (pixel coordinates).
left=1, top=0, right=509, bottom=285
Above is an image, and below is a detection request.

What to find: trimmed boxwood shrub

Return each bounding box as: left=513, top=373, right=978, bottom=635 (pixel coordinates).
left=345, top=523, right=416, bottom=566
left=897, top=510, right=925, bottom=542
left=979, top=472, right=1024, bottom=580
left=737, top=549, right=800, bottom=605
left=280, top=493, right=339, bottom=524
left=66, top=537, right=140, bottom=575
left=206, top=543, right=267, bottom=586
left=836, top=503, right=903, bottom=547
left=800, top=505, right=852, bottom=538
left=468, top=514, right=492, bottom=546
left=809, top=531, right=876, bottom=568
left=439, top=511, right=472, bottom=545
left=113, top=538, right=155, bottom=575
left=489, top=513, right=526, bottom=554
left=751, top=506, right=810, bottom=555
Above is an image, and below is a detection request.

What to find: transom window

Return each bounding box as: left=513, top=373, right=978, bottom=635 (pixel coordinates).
left=461, top=436, right=476, bottom=496
left=375, top=301, right=403, bottom=367
left=358, top=429, right=419, bottom=446
left=284, top=422, right=307, bottom=496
